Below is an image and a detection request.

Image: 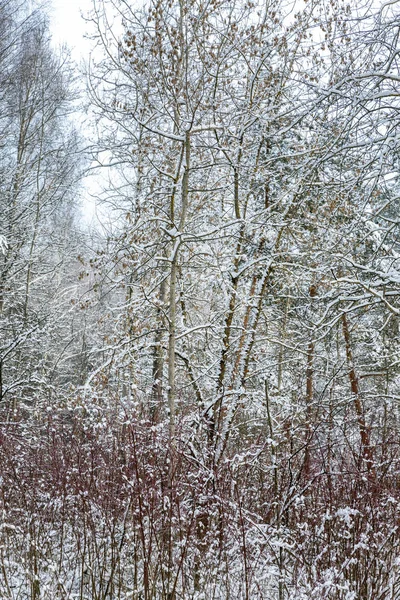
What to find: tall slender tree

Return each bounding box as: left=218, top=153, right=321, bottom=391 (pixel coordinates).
left=0, top=2, right=83, bottom=410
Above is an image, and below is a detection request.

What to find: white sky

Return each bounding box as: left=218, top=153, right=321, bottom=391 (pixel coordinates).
left=50, top=0, right=93, bottom=61
left=50, top=0, right=102, bottom=224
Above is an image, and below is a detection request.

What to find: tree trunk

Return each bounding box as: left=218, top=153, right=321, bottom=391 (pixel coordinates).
left=341, top=312, right=375, bottom=475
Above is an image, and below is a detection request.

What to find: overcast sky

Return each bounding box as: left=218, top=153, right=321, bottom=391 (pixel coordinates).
left=49, top=1, right=102, bottom=223
left=48, top=0, right=136, bottom=226
left=50, top=0, right=92, bottom=60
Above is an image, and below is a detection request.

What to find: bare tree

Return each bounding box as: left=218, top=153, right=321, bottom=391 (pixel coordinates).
left=0, top=3, right=83, bottom=410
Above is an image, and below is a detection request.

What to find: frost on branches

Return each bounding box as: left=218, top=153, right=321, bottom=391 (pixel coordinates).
left=1, top=0, right=400, bottom=598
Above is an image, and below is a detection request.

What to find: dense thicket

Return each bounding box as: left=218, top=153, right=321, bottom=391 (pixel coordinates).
left=1, top=0, right=400, bottom=598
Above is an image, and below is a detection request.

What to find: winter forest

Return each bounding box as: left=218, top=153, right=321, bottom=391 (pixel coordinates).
left=1, top=0, right=400, bottom=597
